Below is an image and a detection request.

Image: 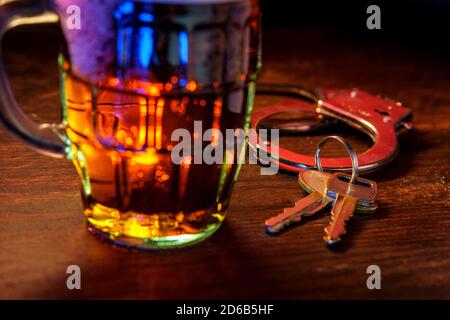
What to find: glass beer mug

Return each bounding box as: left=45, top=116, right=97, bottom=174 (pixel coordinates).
left=0, top=0, right=261, bottom=249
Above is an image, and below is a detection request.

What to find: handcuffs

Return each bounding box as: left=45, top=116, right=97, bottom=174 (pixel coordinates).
left=251, top=84, right=413, bottom=174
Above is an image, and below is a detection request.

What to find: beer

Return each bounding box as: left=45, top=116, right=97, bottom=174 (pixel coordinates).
left=57, top=0, right=261, bottom=247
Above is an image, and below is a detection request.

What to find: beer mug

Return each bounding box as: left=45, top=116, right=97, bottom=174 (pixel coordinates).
left=0, top=0, right=261, bottom=249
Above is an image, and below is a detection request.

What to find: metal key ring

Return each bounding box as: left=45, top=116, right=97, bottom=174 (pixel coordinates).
left=315, top=136, right=358, bottom=183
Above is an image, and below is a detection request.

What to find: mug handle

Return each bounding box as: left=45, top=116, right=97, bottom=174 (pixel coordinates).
left=0, top=0, right=67, bottom=158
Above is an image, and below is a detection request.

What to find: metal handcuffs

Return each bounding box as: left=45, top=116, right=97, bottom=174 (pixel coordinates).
left=251, top=84, right=413, bottom=174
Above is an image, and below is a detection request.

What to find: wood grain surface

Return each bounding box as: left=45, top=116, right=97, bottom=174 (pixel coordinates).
left=0, top=26, right=449, bottom=299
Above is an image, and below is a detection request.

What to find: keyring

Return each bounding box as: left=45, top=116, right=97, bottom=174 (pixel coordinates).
left=315, top=136, right=358, bottom=183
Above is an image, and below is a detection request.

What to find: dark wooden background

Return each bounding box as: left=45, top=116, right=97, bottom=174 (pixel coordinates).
left=0, top=19, right=449, bottom=299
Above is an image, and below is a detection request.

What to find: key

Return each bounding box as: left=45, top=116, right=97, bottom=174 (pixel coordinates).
left=265, top=170, right=377, bottom=234
left=301, top=171, right=377, bottom=214
left=324, top=172, right=378, bottom=245
left=265, top=170, right=333, bottom=234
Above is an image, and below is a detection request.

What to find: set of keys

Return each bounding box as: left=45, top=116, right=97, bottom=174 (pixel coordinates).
left=265, top=136, right=378, bottom=245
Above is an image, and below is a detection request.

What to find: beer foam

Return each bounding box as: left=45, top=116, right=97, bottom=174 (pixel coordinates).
left=54, top=0, right=247, bottom=81
left=55, top=0, right=120, bottom=81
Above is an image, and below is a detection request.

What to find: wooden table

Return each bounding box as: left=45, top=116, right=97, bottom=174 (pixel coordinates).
left=0, top=26, right=449, bottom=299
